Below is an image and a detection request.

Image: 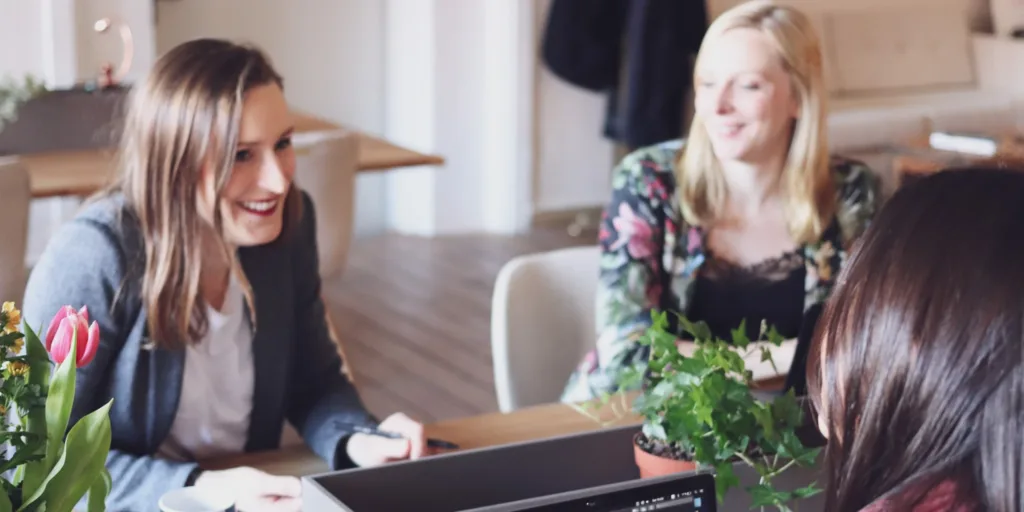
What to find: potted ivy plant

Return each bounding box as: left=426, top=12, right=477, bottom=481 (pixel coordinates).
left=574, top=311, right=821, bottom=511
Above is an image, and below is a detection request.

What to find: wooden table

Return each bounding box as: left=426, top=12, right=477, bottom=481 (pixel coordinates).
left=203, top=398, right=642, bottom=477
left=18, top=112, right=444, bottom=199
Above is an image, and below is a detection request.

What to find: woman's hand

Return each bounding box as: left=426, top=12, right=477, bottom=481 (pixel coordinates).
left=676, top=339, right=697, bottom=357
left=345, top=412, right=432, bottom=467
left=193, top=466, right=301, bottom=512
left=676, top=337, right=797, bottom=381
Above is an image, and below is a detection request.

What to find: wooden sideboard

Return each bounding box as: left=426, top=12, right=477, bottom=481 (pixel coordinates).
left=15, top=112, right=443, bottom=199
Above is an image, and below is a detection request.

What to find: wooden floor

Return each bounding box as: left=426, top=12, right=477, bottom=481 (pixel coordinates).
left=322, top=227, right=596, bottom=424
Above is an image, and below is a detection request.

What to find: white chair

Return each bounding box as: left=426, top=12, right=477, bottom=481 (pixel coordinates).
left=292, top=129, right=359, bottom=280
left=491, top=246, right=600, bottom=412
left=0, top=159, right=31, bottom=305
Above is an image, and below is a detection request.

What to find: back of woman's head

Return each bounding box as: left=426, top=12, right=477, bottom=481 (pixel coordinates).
left=114, top=38, right=297, bottom=349
left=808, top=167, right=1024, bottom=511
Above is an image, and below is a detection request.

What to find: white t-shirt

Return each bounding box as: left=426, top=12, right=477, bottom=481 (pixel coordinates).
left=157, top=276, right=254, bottom=462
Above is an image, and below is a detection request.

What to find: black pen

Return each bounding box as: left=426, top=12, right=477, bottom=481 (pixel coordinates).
left=338, top=422, right=460, bottom=450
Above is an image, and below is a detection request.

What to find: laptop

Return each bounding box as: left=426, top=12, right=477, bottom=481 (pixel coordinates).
left=472, top=472, right=716, bottom=511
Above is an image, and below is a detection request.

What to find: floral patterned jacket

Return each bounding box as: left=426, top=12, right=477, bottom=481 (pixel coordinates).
left=561, top=139, right=881, bottom=403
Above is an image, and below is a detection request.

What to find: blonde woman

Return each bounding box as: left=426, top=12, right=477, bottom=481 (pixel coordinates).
left=562, top=0, right=880, bottom=403
left=23, top=39, right=430, bottom=511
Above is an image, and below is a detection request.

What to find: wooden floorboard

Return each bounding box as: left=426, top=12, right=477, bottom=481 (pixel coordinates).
left=322, top=227, right=595, bottom=423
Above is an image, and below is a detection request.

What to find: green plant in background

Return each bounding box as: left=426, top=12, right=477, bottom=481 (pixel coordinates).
left=0, top=74, right=47, bottom=133
left=575, top=311, right=822, bottom=511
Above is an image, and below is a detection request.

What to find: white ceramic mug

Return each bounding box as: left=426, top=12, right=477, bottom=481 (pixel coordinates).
left=158, top=487, right=236, bottom=512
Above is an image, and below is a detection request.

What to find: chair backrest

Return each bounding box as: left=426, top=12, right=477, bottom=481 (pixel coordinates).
left=491, top=245, right=601, bottom=412
left=292, top=130, right=359, bottom=280
left=0, top=159, right=31, bottom=305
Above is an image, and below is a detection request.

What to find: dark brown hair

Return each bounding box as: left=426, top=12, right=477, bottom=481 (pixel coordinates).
left=108, top=38, right=301, bottom=349
left=808, top=167, right=1023, bottom=512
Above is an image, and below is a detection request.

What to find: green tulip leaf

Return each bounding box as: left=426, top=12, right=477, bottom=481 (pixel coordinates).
left=42, top=336, right=78, bottom=480
left=0, top=485, right=11, bottom=512
left=18, top=399, right=112, bottom=512
left=21, top=323, right=51, bottom=496
left=86, top=468, right=112, bottom=512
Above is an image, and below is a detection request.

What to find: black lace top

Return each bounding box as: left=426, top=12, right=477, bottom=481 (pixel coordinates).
left=687, top=249, right=806, bottom=343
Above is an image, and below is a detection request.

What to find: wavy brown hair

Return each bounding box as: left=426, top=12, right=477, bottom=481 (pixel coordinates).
left=106, top=38, right=301, bottom=349
left=807, top=167, right=1024, bottom=511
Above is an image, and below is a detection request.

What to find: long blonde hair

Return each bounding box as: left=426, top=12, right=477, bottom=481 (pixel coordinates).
left=109, top=38, right=301, bottom=350
left=679, top=0, right=833, bottom=244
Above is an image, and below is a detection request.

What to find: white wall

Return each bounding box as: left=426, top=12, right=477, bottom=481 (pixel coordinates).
left=0, top=1, right=46, bottom=80
left=155, top=0, right=388, bottom=236
left=532, top=0, right=617, bottom=215
left=0, top=0, right=74, bottom=268
left=383, top=0, right=533, bottom=236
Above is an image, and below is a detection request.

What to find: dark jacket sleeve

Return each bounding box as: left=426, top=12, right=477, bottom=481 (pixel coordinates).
left=22, top=215, right=198, bottom=511
left=286, top=192, right=374, bottom=469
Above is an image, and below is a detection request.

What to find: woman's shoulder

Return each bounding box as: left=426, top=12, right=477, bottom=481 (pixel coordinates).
left=39, top=193, right=140, bottom=275
left=828, top=155, right=883, bottom=243
left=616, top=139, right=683, bottom=178
left=611, top=139, right=683, bottom=201
left=860, top=480, right=976, bottom=512
left=23, top=193, right=140, bottom=337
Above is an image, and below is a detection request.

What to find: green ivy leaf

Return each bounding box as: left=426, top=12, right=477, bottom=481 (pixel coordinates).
left=675, top=357, right=707, bottom=378
left=793, top=483, right=822, bottom=499
left=771, top=390, right=804, bottom=428
left=713, top=463, right=739, bottom=504
left=677, top=315, right=712, bottom=342
left=642, top=422, right=667, bottom=441
left=749, top=484, right=792, bottom=508
left=750, top=403, right=775, bottom=440
left=730, top=319, right=750, bottom=349
left=793, top=446, right=822, bottom=467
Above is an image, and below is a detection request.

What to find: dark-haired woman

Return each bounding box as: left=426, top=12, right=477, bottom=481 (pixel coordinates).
left=809, top=167, right=1023, bottom=512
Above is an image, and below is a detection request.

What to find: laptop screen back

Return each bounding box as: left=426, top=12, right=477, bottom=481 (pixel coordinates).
left=512, top=473, right=716, bottom=512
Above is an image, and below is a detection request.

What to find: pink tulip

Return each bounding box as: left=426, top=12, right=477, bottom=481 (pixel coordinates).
left=44, top=305, right=100, bottom=367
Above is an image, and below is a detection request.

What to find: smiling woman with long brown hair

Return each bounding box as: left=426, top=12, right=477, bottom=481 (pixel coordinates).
left=808, top=167, right=1024, bottom=512
left=22, top=39, right=432, bottom=511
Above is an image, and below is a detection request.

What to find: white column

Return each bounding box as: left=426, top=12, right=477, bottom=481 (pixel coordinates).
left=39, top=0, right=77, bottom=88
left=384, top=0, right=535, bottom=236
left=383, top=0, right=439, bottom=236
left=481, top=0, right=535, bottom=234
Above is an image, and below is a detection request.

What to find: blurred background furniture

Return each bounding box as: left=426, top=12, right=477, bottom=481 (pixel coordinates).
left=0, top=160, right=31, bottom=305
left=491, top=246, right=600, bottom=412
left=293, top=130, right=359, bottom=280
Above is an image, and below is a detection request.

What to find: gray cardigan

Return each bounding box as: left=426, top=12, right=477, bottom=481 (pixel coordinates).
left=22, top=191, right=373, bottom=511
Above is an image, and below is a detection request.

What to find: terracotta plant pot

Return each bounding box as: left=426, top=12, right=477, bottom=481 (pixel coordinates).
left=633, top=432, right=697, bottom=478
